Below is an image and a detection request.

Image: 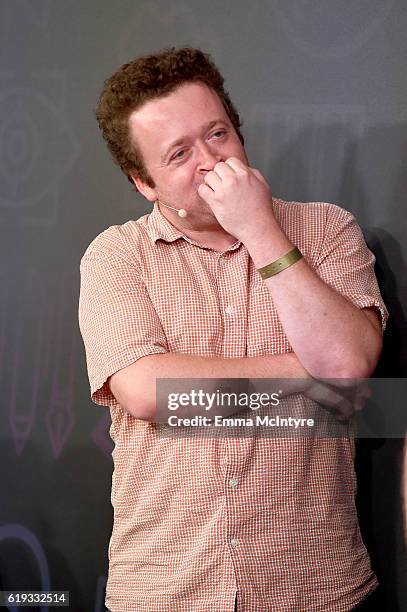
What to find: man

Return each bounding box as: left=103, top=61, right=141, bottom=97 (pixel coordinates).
left=79, top=47, right=387, bottom=611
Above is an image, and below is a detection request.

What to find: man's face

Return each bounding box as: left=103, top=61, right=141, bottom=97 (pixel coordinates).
left=128, top=81, right=248, bottom=226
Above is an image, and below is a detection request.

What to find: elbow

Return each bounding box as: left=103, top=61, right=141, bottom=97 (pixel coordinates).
left=108, top=363, right=157, bottom=422
left=126, top=395, right=157, bottom=422
left=334, top=360, right=374, bottom=381
left=109, top=385, right=153, bottom=421
left=333, top=348, right=383, bottom=381
left=352, top=333, right=383, bottom=379
left=311, top=335, right=383, bottom=381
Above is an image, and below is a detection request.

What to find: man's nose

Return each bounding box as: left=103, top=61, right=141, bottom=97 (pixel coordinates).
left=196, top=143, right=222, bottom=172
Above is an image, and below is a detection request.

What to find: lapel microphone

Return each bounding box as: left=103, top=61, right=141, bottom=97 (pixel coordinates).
left=157, top=200, right=188, bottom=218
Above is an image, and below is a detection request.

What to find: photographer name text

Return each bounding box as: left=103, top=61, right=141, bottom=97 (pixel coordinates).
left=167, top=415, right=315, bottom=428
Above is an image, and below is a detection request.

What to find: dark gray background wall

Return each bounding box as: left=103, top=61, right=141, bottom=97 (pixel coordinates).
left=0, top=1, right=406, bottom=610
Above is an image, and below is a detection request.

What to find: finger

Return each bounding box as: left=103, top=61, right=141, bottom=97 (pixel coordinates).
left=328, top=395, right=354, bottom=421
left=353, top=386, right=371, bottom=412
left=334, top=410, right=352, bottom=423
left=354, top=398, right=365, bottom=412
left=212, top=161, right=236, bottom=180
left=312, top=381, right=346, bottom=407
left=197, top=182, right=215, bottom=203
left=203, top=170, right=222, bottom=190
left=358, top=381, right=372, bottom=399
left=324, top=401, right=353, bottom=422
left=309, top=381, right=353, bottom=416
left=332, top=399, right=354, bottom=420
left=224, top=157, right=249, bottom=174
left=304, top=382, right=354, bottom=422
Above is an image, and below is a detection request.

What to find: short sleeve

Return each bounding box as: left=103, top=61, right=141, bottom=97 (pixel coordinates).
left=315, top=204, right=388, bottom=331
left=78, top=228, right=168, bottom=408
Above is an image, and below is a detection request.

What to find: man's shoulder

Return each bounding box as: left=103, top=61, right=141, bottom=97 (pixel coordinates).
left=273, top=197, right=354, bottom=236
left=272, top=197, right=355, bottom=257
left=273, top=197, right=351, bottom=222
left=80, top=213, right=152, bottom=264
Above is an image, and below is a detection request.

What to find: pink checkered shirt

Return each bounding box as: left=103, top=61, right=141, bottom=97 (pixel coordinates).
left=79, top=199, right=388, bottom=611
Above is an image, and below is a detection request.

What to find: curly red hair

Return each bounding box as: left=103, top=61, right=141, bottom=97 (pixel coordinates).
left=95, top=46, right=244, bottom=188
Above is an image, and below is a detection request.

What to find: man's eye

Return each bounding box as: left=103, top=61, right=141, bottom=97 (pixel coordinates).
left=212, top=130, right=226, bottom=138
left=171, top=150, right=186, bottom=161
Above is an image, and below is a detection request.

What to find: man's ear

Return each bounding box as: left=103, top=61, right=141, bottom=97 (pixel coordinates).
left=130, top=174, right=157, bottom=203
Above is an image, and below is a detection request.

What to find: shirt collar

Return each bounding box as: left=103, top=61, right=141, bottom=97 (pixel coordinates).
left=145, top=201, right=186, bottom=244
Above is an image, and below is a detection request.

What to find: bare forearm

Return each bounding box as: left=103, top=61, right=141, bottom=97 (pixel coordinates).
left=109, top=351, right=308, bottom=422
left=196, top=157, right=382, bottom=378
left=246, top=226, right=382, bottom=379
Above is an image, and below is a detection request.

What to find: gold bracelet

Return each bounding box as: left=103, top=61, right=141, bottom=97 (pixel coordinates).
left=257, top=247, right=303, bottom=279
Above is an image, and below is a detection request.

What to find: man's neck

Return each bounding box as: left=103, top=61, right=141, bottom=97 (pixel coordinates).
left=183, top=228, right=238, bottom=252
left=157, top=203, right=238, bottom=252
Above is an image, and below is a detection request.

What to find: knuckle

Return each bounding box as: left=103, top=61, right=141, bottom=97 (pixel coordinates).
left=225, top=175, right=236, bottom=186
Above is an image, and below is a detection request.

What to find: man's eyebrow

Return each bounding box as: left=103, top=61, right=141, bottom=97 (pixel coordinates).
left=160, top=119, right=228, bottom=162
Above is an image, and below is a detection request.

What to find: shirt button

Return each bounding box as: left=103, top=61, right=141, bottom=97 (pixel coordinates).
left=225, top=305, right=234, bottom=315
left=218, top=258, right=225, bottom=267
left=229, top=478, right=239, bottom=488
left=230, top=538, right=239, bottom=548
